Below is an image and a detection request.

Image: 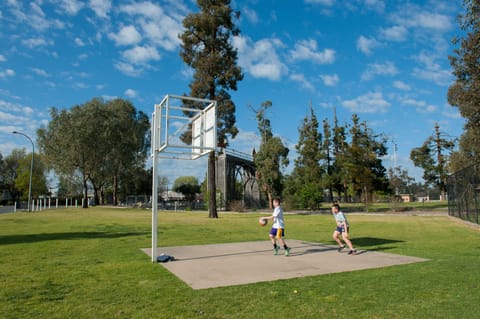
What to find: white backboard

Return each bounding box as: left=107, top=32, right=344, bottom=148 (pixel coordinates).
left=152, top=94, right=217, bottom=160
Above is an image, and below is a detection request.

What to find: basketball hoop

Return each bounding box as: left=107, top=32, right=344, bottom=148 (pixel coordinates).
left=150, top=94, right=217, bottom=262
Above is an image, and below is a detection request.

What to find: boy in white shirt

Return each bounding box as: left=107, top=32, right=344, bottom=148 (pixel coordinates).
left=261, top=198, right=291, bottom=256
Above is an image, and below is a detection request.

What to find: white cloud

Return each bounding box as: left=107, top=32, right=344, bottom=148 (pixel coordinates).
left=361, top=61, right=398, bottom=81
left=243, top=7, right=258, bottom=24
left=391, top=6, right=452, bottom=33
left=0, top=110, right=26, bottom=122
left=342, top=92, right=390, bottom=113
left=403, top=98, right=436, bottom=113
left=304, top=0, right=335, bottom=6
left=124, top=89, right=137, bottom=98
left=114, top=62, right=142, bottom=77
left=89, top=0, right=111, bottom=18
left=119, top=2, right=164, bottom=18
left=7, top=1, right=65, bottom=32
left=380, top=25, right=408, bottom=42
left=109, top=25, right=142, bottom=46
left=412, top=67, right=452, bottom=86
left=229, top=130, right=261, bottom=154
left=290, top=73, right=314, bottom=91
left=74, top=37, right=86, bottom=47
left=0, top=69, right=15, bottom=78
left=31, top=68, right=50, bottom=77
left=290, top=39, right=335, bottom=64
left=57, top=0, right=84, bottom=16
left=21, top=37, right=52, bottom=49
left=356, top=35, right=379, bottom=55
left=0, top=55, right=6, bottom=62
left=141, top=19, right=182, bottom=51
left=117, top=1, right=183, bottom=52
left=393, top=80, right=411, bottom=91
left=441, top=104, right=461, bottom=119
left=320, top=74, right=339, bottom=86
left=233, top=35, right=288, bottom=81
left=412, top=51, right=453, bottom=86
left=0, top=99, right=34, bottom=114
left=364, top=0, right=385, bottom=13
left=121, top=45, right=160, bottom=65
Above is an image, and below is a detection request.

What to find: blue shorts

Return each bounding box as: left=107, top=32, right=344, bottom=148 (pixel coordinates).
left=335, top=226, right=349, bottom=233
left=270, top=228, right=285, bottom=239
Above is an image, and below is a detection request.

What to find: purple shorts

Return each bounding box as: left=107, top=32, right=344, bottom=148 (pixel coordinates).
left=270, top=228, right=285, bottom=238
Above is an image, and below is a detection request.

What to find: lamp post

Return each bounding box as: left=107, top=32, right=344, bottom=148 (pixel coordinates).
left=13, top=131, right=34, bottom=212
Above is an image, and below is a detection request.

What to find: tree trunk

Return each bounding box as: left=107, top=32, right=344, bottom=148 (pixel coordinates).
left=82, top=176, right=89, bottom=208
left=267, top=190, right=273, bottom=209
left=343, top=181, right=348, bottom=203
left=112, top=175, right=118, bottom=206
left=364, top=185, right=369, bottom=213
left=208, top=151, right=218, bottom=218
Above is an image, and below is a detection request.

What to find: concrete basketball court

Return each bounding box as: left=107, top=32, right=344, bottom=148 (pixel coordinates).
left=142, top=239, right=428, bottom=290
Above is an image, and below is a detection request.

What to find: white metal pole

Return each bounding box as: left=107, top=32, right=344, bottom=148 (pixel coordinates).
left=151, top=109, right=159, bottom=262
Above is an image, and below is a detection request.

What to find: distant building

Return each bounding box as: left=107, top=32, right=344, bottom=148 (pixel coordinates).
left=400, top=194, right=413, bottom=202
left=160, top=190, right=185, bottom=201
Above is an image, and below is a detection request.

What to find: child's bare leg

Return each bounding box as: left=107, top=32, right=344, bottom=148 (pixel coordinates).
left=269, top=234, right=276, bottom=245
left=341, top=233, right=354, bottom=250
left=333, top=231, right=343, bottom=247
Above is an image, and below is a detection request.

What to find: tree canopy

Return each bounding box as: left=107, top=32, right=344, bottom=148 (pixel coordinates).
left=448, top=0, right=480, bottom=168
left=37, top=98, right=150, bottom=207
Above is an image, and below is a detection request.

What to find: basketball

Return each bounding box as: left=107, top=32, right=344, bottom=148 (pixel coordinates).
left=259, top=217, right=268, bottom=226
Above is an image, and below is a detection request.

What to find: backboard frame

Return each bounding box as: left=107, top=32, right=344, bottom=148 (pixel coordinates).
left=151, top=94, right=217, bottom=262
left=152, top=94, right=216, bottom=160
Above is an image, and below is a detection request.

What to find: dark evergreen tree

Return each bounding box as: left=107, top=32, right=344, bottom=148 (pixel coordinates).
left=290, top=106, right=324, bottom=209
left=252, top=101, right=289, bottom=208
left=345, top=114, right=389, bottom=209
left=179, top=0, right=243, bottom=218
left=410, top=123, right=455, bottom=200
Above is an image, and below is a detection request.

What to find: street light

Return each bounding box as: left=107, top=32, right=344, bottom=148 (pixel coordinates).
left=12, top=131, right=34, bottom=212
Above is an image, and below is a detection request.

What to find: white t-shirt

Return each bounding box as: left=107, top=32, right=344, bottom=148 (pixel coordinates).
left=272, top=206, right=285, bottom=228
left=334, top=211, right=349, bottom=227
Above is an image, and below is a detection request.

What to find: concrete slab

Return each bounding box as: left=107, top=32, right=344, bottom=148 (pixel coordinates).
left=141, top=239, right=428, bottom=290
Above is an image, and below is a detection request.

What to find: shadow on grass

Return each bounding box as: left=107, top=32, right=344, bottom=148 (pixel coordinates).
left=0, top=231, right=148, bottom=245
left=351, top=237, right=404, bottom=252
left=353, top=237, right=404, bottom=246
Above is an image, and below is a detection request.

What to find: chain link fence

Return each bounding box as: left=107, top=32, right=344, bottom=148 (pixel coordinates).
left=447, top=163, right=480, bottom=225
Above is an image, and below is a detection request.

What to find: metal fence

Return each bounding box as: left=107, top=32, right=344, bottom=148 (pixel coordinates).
left=447, top=163, right=480, bottom=225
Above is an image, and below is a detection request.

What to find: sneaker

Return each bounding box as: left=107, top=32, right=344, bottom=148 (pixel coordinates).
left=348, top=249, right=357, bottom=255
left=285, top=247, right=291, bottom=256
left=337, top=245, right=345, bottom=252
left=274, top=247, right=279, bottom=255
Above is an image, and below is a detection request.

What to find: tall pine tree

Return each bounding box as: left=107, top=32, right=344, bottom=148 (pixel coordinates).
left=291, top=106, right=324, bottom=209
left=252, top=101, right=289, bottom=208
left=179, top=0, right=243, bottom=217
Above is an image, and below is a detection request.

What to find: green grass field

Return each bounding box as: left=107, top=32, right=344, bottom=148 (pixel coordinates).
left=1, top=206, right=478, bottom=318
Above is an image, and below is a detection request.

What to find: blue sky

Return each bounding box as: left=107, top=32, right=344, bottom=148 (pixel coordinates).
left=0, top=0, right=465, bottom=187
